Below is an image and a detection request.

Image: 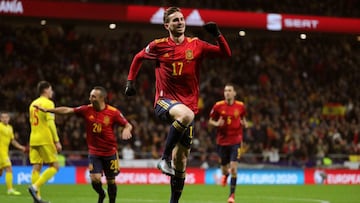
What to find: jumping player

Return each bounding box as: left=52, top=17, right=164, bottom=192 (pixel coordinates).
left=125, top=6, right=231, bottom=203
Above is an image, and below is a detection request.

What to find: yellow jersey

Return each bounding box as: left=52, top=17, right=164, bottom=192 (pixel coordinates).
left=0, top=122, right=14, bottom=156
left=29, top=96, right=59, bottom=146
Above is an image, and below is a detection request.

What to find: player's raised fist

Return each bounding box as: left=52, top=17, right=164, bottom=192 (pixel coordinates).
left=125, top=80, right=136, bottom=96
left=203, top=22, right=221, bottom=37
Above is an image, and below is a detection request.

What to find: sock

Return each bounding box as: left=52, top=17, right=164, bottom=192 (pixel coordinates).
left=31, top=169, right=41, bottom=198
left=230, top=176, right=237, bottom=196
left=31, top=170, right=40, bottom=184
left=162, top=120, right=186, bottom=160
left=34, top=167, right=57, bottom=188
left=170, top=175, right=185, bottom=203
left=107, top=179, right=117, bottom=203
left=5, top=172, right=13, bottom=191
left=91, top=181, right=105, bottom=203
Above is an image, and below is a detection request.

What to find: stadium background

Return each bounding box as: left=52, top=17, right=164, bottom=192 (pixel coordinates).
left=0, top=0, right=359, bottom=186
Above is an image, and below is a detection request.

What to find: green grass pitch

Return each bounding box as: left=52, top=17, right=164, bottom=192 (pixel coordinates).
left=1, top=184, right=360, bottom=203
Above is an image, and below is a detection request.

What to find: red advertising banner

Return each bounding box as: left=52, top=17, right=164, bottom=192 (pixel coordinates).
left=1, top=1, right=359, bottom=33
left=305, top=168, right=360, bottom=185
left=76, top=167, right=205, bottom=184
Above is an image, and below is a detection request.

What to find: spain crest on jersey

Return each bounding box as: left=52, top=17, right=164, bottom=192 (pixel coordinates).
left=103, top=116, right=110, bottom=126
left=185, top=49, right=194, bottom=60
left=234, top=110, right=240, bottom=118
left=88, top=115, right=95, bottom=121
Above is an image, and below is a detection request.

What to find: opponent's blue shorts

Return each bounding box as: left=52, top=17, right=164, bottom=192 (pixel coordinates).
left=88, top=153, right=119, bottom=178
left=154, top=98, right=194, bottom=149
left=217, top=144, right=241, bottom=165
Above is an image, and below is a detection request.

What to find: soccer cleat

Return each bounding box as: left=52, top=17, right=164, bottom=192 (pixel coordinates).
left=28, top=185, right=42, bottom=203
left=227, top=193, right=235, bottom=203
left=221, top=175, right=228, bottom=187
left=7, top=189, right=21, bottom=195
left=157, top=159, right=175, bottom=176
left=35, top=199, right=51, bottom=203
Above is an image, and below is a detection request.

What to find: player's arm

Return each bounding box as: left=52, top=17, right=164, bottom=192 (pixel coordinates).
left=45, top=112, right=62, bottom=151
left=126, top=41, right=158, bottom=96
left=127, top=50, right=146, bottom=81
left=121, top=123, right=133, bottom=140
left=125, top=50, right=146, bottom=96
left=35, top=105, right=75, bottom=114
left=208, top=105, right=224, bottom=128
left=240, top=116, right=248, bottom=128
left=11, top=139, right=26, bottom=152
left=202, top=22, right=231, bottom=57
left=209, top=117, right=225, bottom=127
left=115, top=110, right=133, bottom=140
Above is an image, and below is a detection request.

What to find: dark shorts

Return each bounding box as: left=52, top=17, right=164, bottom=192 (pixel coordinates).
left=154, top=98, right=194, bottom=149
left=88, top=153, right=119, bottom=179
left=217, top=144, right=241, bottom=165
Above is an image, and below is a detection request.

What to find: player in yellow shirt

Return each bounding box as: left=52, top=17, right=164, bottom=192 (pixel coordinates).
left=0, top=112, right=26, bottom=195
left=28, top=81, right=62, bottom=203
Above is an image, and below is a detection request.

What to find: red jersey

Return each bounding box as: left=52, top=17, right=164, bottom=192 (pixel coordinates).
left=128, top=35, right=231, bottom=114
left=209, top=100, right=246, bottom=145
left=73, top=104, right=128, bottom=156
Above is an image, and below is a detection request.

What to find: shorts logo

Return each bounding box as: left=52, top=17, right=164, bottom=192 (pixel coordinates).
left=88, top=163, right=94, bottom=171
left=185, top=49, right=193, bottom=60
left=170, top=100, right=178, bottom=104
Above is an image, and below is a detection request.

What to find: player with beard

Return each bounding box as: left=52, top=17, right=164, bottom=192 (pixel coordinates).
left=35, top=86, right=132, bottom=203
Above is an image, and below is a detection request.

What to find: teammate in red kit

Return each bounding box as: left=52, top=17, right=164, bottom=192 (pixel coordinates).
left=209, top=84, right=247, bottom=203
left=35, top=86, right=132, bottom=203
left=124, top=6, right=231, bottom=203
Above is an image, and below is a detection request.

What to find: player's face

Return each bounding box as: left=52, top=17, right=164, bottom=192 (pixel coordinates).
left=89, top=89, right=102, bottom=111
left=44, top=86, right=54, bottom=98
left=224, top=86, right=236, bottom=101
left=165, top=11, right=186, bottom=37
left=0, top=113, right=10, bottom=124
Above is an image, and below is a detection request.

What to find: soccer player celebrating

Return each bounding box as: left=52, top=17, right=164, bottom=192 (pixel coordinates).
left=0, top=112, right=26, bottom=195
left=28, top=81, right=62, bottom=203
left=208, top=84, right=248, bottom=203
left=125, top=6, right=231, bottom=203
left=35, top=86, right=132, bottom=203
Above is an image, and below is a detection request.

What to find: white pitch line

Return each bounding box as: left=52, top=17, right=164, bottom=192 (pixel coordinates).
left=120, top=197, right=330, bottom=203
left=241, top=195, right=331, bottom=203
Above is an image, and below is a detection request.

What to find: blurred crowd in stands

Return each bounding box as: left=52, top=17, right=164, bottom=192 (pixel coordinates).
left=0, top=18, right=359, bottom=168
